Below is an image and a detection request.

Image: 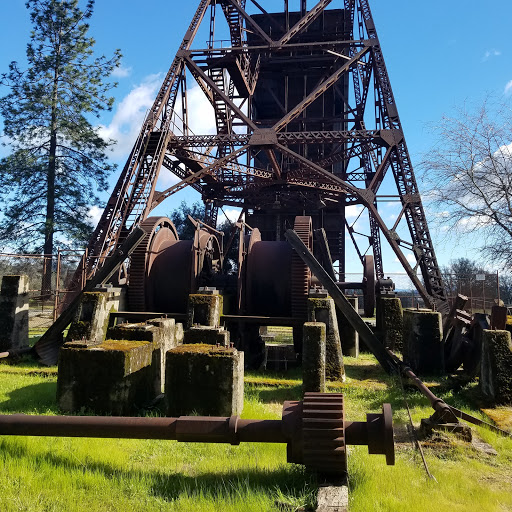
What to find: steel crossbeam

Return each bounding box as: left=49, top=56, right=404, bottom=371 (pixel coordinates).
left=71, top=0, right=447, bottom=313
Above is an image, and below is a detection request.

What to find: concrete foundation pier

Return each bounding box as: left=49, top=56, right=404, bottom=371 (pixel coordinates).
left=338, top=296, right=359, bottom=357
left=57, top=339, right=157, bottom=415
left=107, top=318, right=180, bottom=393
left=307, top=295, right=344, bottom=381
left=0, top=275, right=29, bottom=351
left=481, top=329, right=512, bottom=405
left=403, top=309, right=444, bottom=375
left=165, top=344, right=244, bottom=417
left=66, top=287, right=122, bottom=344
left=302, top=322, right=327, bottom=393
left=376, top=297, right=403, bottom=351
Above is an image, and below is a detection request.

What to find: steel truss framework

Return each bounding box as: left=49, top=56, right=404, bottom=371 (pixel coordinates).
left=84, top=0, right=447, bottom=311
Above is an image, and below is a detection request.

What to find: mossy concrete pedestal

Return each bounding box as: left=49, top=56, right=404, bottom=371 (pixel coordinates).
left=307, top=296, right=344, bottom=381
left=183, top=325, right=230, bottom=346
left=57, top=339, right=156, bottom=415
left=107, top=318, right=180, bottom=393
left=66, top=288, right=122, bottom=344
left=376, top=297, right=403, bottom=351
left=302, top=322, right=326, bottom=393
left=481, top=329, right=512, bottom=405
left=187, top=290, right=222, bottom=328
left=165, top=344, right=244, bottom=417
left=403, top=309, right=444, bottom=375
left=338, top=296, right=359, bottom=357
left=0, top=275, right=29, bottom=351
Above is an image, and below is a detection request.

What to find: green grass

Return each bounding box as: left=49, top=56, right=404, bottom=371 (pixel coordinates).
left=0, top=355, right=511, bottom=511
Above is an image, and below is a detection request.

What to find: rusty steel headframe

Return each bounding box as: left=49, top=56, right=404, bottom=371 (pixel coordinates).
left=0, top=393, right=394, bottom=476
left=70, top=0, right=446, bottom=315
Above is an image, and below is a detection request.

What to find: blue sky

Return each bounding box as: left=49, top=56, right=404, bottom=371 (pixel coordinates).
left=0, top=0, right=511, bottom=276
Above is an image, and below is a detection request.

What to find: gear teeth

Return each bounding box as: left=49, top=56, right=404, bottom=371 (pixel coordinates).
left=291, top=216, right=312, bottom=320
left=302, top=392, right=347, bottom=476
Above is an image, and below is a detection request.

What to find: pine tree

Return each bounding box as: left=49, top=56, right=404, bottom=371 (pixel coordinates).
left=0, top=0, right=121, bottom=295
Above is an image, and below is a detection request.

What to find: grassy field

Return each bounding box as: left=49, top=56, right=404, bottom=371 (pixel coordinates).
left=0, top=355, right=511, bottom=511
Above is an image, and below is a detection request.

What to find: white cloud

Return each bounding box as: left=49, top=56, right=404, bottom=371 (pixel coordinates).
left=482, top=49, right=501, bottom=61
left=111, top=65, right=132, bottom=78
left=504, top=80, right=512, bottom=95
left=98, top=73, right=162, bottom=158
left=185, top=86, right=217, bottom=135
left=87, top=205, right=103, bottom=227
left=218, top=207, right=242, bottom=224
left=345, top=204, right=363, bottom=220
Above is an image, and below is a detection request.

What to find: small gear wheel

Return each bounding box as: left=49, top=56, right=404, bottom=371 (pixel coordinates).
left=302, top=392, right=347, bottom=476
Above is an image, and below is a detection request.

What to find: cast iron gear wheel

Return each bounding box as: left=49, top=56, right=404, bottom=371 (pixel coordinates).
left=302, top=392, right=347, bottom=476
left=291, top=216, right=313, bottom=320
left=128, top=216, right=179, bottom=311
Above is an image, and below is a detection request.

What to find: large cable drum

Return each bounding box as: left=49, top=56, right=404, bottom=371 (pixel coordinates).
left=241, top=216, right=313, bottom=319
left=129, top=216, right=221, bottom=313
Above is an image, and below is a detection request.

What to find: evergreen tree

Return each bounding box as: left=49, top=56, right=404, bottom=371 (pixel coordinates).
left=0, top=0, right=121, bottom=294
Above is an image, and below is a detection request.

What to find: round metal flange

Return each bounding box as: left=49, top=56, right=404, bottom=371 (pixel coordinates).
left=301, top=392, right=347, bottom=476
left=382, top=403, right=395, bottom=465
left=291, top=216, right=313, bottom=321
left=363, top=254, right=376, bottom=317
left=366, top=402, right=395, bottom=465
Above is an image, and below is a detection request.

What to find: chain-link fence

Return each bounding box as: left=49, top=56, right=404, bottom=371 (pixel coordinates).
left=340, top=271, right=501, bottom=314
left=0, top=250, right=87, bottom=336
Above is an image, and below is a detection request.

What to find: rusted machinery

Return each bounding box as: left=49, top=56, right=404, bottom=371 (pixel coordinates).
left=37, top=0, right=451, bottom=362
left=128, top=216, right=222, bottom=313
left=0, top=393, right=394, bottom=476
left=70, top=0, right=447, bottom=310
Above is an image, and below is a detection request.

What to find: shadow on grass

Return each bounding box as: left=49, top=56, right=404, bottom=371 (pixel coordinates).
left=0, top=381, right=59, bottom=414
left=247, top=384, right=303, bottom=403
left=0, top=440, right=316, bottom=503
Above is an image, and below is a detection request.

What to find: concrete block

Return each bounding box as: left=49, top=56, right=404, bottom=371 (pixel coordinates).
left=376, top=297, right=403, bottom=351
left=107, top=318, right=179, bottom=393
left=316, top=479, right=349, bottom=512
left=0, top=275, right=29, bottom=351
left=481, top=329, right=512, bottom=405
left=66, top=288, right=122, bottom=344
left=403, top=309, right=444, bottom=375
left=338, top=296, right=359, bottom=357
left=187, top=292, right=223, bottom=328
left=57, top=339, right=156, bottom=415
left=183, top=325, right=230, bottom=346
left=302, top=322, right=326, bottom=393
left=308, top=297, right=344, bottom=381
left=166, top=344, right=244, bottom=417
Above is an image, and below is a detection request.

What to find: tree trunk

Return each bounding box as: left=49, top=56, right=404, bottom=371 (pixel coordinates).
left=41, top=38, right=61, bottom=301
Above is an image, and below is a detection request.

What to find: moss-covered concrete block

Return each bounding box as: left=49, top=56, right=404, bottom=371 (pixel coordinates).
left=107, top=318, right=179, bottom=393
left=376, top=297, right=403, bottom=351
left=338, top=296, right=359, bottom=357
left=165, top=344, right=243, bottom=416
left=187, top=292, right=223, bottom=328
left=183, top=325, right=230, bottom=346
left=302, top=322, right=326, bottom=393
left=403, top=309, right=444, bottom=375
left=57, top=339, right=156, bottom=415
left=308, top=297, right=344, bottom=381
left=66, top=288, right=122, bottom=344
left=481, top=329, right=512, bottom=405
left=0, top=275, right=29, bottom=351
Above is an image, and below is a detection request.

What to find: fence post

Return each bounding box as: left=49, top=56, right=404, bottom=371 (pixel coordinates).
left=53, top=248, right=61, bottom=323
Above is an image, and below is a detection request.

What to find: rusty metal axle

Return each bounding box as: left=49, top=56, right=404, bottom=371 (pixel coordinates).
left=0, top=393, right=394, bottom=476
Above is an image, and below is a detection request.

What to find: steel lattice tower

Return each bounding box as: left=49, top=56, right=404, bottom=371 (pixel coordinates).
left=84, top=0, right=447, bottom=311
